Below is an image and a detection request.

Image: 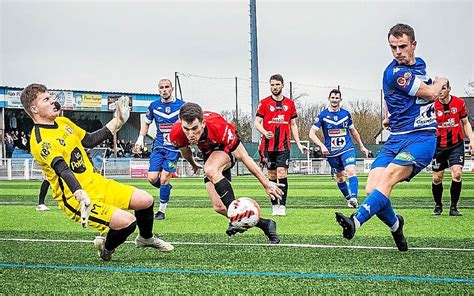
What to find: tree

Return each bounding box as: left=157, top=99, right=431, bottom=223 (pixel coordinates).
left=346, top=99, right=381, bottom=144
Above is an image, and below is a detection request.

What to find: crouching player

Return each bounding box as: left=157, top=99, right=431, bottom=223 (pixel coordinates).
left=170, top=102, right=283, bottom=244
left=21, top=83, right=173, bottom=261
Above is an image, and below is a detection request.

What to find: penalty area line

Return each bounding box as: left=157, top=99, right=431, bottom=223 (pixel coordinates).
left=0, top=237, right=473, bottom=252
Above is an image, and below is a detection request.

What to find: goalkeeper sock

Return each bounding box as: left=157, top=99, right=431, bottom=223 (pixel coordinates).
left=105, top=221, right=137, bottom=251
left=135, top=203, right=154, bottom=239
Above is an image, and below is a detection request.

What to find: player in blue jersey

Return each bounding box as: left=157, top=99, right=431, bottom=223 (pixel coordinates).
left=134, top=79, right=185, bottom=220
left=335, top=24, right=448, bottom=251
left=309, top=89, right=369, bottom=208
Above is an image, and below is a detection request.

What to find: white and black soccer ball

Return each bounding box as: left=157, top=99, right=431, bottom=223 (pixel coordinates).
left=227, top=197, right=261, bottom=229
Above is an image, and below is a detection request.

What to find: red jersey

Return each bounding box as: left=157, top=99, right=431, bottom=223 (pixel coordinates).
left=256, top=96, right=297, bottom=152
left=170, top=111, right=240, bottom=157
left=435, top=95, right=468, bottom=148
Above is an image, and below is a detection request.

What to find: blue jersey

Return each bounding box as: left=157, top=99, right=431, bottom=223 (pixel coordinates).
left=145, top=98, right=185, bottom=151
left=313, top=108, right=354, bottom=157
left=383, top=57, right=436, bottom=135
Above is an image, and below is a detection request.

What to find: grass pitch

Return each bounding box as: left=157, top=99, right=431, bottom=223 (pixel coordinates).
left=0, top=174, right=473, bottom=294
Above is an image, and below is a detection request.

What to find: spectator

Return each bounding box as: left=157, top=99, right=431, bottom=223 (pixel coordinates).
left=5, top=133, right=15, bottom=158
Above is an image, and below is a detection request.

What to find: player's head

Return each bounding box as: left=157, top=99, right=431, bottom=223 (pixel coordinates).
left=158, top=79, right=174, bottom=101
left=20, top=83, right=61, bottom=122
left=388, top=24, right=416, bottom=66
left=179, top=102, right=205, bottom=144
left=269, top=74, right=284, bottom=96
left=327, top=89, right=342, bottom=108
left=437, top=80, right=451, bottom=101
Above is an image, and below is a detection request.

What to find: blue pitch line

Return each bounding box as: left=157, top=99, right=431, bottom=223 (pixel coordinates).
left=0, top=263, right=473, bottom=283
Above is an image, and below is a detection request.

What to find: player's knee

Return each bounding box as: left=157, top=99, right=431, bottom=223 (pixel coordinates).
left=432, top=175, right=443, bottom=184
left=345, top=168, right=356, bottom=177
left=277, top=168, right=287, bottom=178
left=110, top=210, right=136, bottom=230
left=268, top=170, right=277, bottom=180
left=132, top=190, right=154, bottom=209
left=148, top=175, right=159, bottom=185
left=452, top=171, right=462, bottom=182
left=204, top=165, right=220, bottom=182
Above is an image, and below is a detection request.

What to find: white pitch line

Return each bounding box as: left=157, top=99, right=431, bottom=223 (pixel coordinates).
left=0, top=237, right=472, bottom=252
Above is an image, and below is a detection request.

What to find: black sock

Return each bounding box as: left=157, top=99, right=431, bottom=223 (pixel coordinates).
left=432, top=182, right=443, bottom=206
left=269, top=179, right=279, bottom=205
left=214, top=178, right=236, bottom=208
left=105, top=221, right=137, bottom=251
left=450, top=180, right=462, bottom=209
left=38, top=180, right=50, bottom=205
left=278, top=178, right=288, bottom=206
left=135, top=203, right=154, bottom=239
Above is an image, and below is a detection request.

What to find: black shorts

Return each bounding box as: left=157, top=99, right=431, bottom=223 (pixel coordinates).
left=202, top=148, right=236, bottom=184
left=431, top=143, right=465, bottom=172
left=259, top=150, right=290, bottom=170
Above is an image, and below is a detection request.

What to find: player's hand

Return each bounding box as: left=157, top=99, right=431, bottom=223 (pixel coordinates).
left=191, top=163, right=202, bottom=175
left=134, top=135, right=144, bottom=153
left=73, top=189, right=92, bottom=228
left=297, top=143, right=308, bottom=154
left=469, top=142, right=474, bottom=156
left=264, top=131, right=274, bottom=139
left=360, top=146, right=370, bottom=158
left=115, top=96, right=130, bottom=129
left=264, top=180, right=284, bottom=201
left=321, top=146, right=329, bottom=156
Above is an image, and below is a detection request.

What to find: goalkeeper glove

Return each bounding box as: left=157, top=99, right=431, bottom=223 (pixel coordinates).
left=73, top=189, right=92, bottom=228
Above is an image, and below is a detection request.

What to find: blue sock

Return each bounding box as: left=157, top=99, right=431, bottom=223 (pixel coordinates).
left=337, top=181, right=350, bottom=199
left=160, top=184, right=171, bottom=203
left=375, top=198, right=397, bottom=227
left=354, top=189, right=389, bottom=225
left=348, top=176, right=359, bottom=199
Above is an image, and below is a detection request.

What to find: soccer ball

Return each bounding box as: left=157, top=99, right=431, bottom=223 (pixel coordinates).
left=227, top=197, right=261, bottom=229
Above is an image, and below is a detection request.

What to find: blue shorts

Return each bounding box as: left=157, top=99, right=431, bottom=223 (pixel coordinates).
left=371, top=131, right=436, bottom=181
left=327, top=149, right=356, bottom=173
left=149, top=148, right=180, bottom=173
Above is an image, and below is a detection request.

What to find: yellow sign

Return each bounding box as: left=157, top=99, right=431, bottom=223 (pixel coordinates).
left=79, top=94, right=102, bottom=108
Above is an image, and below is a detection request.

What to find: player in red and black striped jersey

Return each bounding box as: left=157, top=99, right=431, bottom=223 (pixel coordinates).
left=254, top=74, right=307, bottom=216
left=431, top=81, right=474, bottom=216
left=170, top=102, right=284, bottom=244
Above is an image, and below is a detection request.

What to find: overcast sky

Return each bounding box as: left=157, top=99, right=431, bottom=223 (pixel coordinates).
left=1, top=0, right=472, bottom=113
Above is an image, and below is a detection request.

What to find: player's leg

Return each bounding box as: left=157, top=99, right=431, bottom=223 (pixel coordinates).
left=275, top=150, right=290, bottom=216
left=205, top=151, right=280, bottom=243
left=431, top=147, right=446, bottom=215
left=342, top=150, right=359, bottom=207
left=36, top=179, right=50, bottom=211
left=264, top=151, right=279, bottom=215
left=328, top=156, right=350, bottom=203
left=448, top=144, right=464, bottom=216
left=155, top=150, right=180, bottom=220
left=148, top=149, right=165, bottom=219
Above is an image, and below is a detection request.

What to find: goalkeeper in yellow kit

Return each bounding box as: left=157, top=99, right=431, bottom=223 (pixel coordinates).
left=21, top=83, right=174, bottom=261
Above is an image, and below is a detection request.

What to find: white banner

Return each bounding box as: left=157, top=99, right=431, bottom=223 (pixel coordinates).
left=6, top=90, right=22, bottom=108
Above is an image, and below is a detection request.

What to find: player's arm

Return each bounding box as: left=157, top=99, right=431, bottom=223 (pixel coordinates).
left=50, top=157, right=91, bottom=227
left=254, top=116, right=273, bottom=139
left=81, top=126, right=113, bottom=148
left=290, top=118, right=307, bottom=154
left=134, top=121, right=150, bottom=151
left=179, top=146, right=201, bottom=174
left=231, top=143, right=283, bottom=200
left=308, top=126, right=328, bottom=156
left=413, top=77, right=448, bottom=102
left=349, top=127, right=369, bottom=157
left=461, top=117, right=474, bottom=155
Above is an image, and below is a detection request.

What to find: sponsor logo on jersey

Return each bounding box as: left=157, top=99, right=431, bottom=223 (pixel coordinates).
left=159, top=123, right=174, bottom=132
left=269, top=105, right=275, bottom=112
left=40, top=142, right=52, bottom=159
left=451, top=107, right=457, bottom=114
left=283, top=105, right=289, bottom=111
left=328, top=129, right=347, bottom=137
left=65, top=126, right=73, bottom=135
left=70, top=147, right=86, bottom=173
left=395, top=151, right=415, bottom=162
left=269, top=115, right=287, bottom=124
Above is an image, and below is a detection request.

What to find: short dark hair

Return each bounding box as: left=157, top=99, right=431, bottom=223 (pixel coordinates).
left=179, top=102, right=203, bottom=123
left=269, top=74, right=284, bottom=84
left=20, top=83, right=47, bottom=117
left=328, top=89, right=341, bottom=98
left=446, top=80, right=450, bottom=88
left=388, top=23, right=415, bottom=42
